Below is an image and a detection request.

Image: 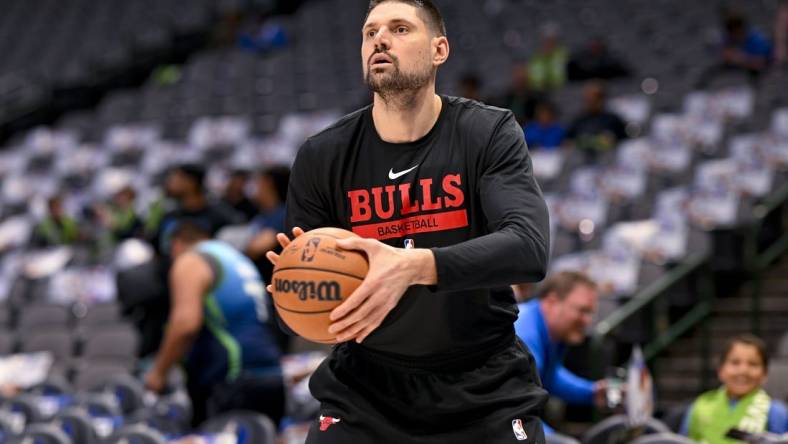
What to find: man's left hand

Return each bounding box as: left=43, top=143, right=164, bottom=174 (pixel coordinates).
left=328, top=237, right=435, bottom=344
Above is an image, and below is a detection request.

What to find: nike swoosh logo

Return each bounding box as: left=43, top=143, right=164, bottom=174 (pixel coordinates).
left=388, top=165, right=419, bottom=180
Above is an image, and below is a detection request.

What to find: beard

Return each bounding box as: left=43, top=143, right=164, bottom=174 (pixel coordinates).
left=364, top=50, right=434, bottom=101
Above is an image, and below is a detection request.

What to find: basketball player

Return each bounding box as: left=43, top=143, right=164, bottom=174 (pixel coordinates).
left=144, top=222, right=285, bottom=427
left=267, top=1, right=550, bottom=442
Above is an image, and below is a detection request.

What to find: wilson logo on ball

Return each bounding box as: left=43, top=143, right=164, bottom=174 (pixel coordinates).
left=274, top=278, right=342, bottom=301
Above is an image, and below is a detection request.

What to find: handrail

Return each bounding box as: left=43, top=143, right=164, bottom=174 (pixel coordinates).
left=590, top=179, right=788, bottom=382
left=591, top=252, right=708, bottom=339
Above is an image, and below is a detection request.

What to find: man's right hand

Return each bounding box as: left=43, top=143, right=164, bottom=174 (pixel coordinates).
left=265, top=227, right=304, bottom=292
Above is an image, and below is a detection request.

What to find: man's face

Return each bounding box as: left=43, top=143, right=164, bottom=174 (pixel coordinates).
left=166, top=171, right=189, bottom=198
left=361, top=2, right=441, bottom=95
left=547, top=285, right=598, bottom=345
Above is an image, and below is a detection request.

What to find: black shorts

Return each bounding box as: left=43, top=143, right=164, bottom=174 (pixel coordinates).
left=305, top=334, right=548, bottom=444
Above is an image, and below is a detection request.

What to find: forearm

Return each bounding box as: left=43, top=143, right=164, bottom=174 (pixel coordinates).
left=551, top=366, right=595, bottom=405
left=152, top=325, right=198, bottom=377
left=431, top=225, right=548, bottom=292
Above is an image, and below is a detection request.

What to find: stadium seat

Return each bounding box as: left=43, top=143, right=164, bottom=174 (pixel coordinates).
left=28, top=374, right=73, bottom=397
left=660, top=402, right=691, bottom=434
left=5, top=394, right=47, bottom=425
left=20, top=328, right=75, bottom=371
left=53, top=407, right=100, bottom=444
left=72, top=361, right=131, bottom=392
left=79, top=324, right=139, bottom=369
left=13, top=423, right=72, bottom=444
left=0, top=414, right=17, bottom=442
left=200, top=411, right=277, bottom=444
left=0, top=330, right=15, bottom=355
left=631, top=432, right=697, bottom=444
left=763, top=359, right=788, bottom=402
left=0, top=304, right=10, bottom=328
left=76, top=302, right=121, bottom=327
left=582, top=415, right=671, bottom=444
left=103, top=424, right=167, bottom=444
left=547, top=432, right=582, bottom=444
left=777, top=333, right=788, bottom=358
left=100, top=374, right=146, bottom=416
left=15, top=304, right=70, bottom=334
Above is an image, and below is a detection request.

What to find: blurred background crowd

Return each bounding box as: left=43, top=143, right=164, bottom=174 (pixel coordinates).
left=0, top=0, right=788, bottom=443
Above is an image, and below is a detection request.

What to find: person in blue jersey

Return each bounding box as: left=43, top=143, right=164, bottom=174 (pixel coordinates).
left=514, top=271, right=606, bottom=434
left=144, top=221, right=284, bottom=427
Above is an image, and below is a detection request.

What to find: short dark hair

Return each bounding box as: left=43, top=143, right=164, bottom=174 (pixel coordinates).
left=720, top=334, right=769, bottom=371
left=171, top=163, right=206, bottom=190
left=366, top=0, right=447, bottom=37
left=170, top=220, right=210, bottom=245
left=259, top=165, right=291, bottom=204
left=538, top=271, right=597, bottom=300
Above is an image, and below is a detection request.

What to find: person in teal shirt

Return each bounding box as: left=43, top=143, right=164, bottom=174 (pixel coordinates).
left=144, top=221, right=284, bottom=427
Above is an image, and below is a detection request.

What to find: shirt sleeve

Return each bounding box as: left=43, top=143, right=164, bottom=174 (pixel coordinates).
left=430, top=112, right=550, bottom=291
left=768, top=400, right=788, bottom=434
left=285, top=139, right=335, bottom=233
left=548, top=365, right=595, bottom=405
left=278, top=139, right=335, bottom=336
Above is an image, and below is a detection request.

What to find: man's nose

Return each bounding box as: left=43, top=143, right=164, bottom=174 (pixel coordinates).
left=373, top=28, right=391, bottom=50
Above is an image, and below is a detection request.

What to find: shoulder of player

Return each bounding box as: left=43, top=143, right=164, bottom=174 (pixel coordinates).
left=302, top=105, right=371, bottom=153
left=171, top=251, right=214, bottom=284
left=443, top=95, right=515, bottom=133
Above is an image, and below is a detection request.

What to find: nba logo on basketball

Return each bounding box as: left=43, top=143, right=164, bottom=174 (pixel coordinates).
left=511, top=419, right=528, bottom=441
left=301, top=237, right=321, bottom=262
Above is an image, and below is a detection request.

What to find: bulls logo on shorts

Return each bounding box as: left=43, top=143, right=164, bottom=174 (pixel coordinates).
left=319, top=415, right=341, bottom=431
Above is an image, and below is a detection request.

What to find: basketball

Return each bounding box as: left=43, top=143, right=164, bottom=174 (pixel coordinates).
left=271, top=227, right=369, bottom=343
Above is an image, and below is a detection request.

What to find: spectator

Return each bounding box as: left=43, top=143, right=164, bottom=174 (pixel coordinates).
left=699, top=12, right=772, bottom=86
left=681, top=334, right=788, bottom=440
left=723, top=13, right=771, bottom=75
left=492, top=64, right=542, bottom=125
left=529, top=23, right=569, bottom=91
left=221, top=169, right=258, bottom=222
left=524, top=101, right=565, bottom=150
left=568, top=37, right=631, bottom=81
left=152, top=164, right=244, bottom=256
left=458, top=73, right=483, bottom=102
left=31, top=195, right=79, bottom=247
left=245, top=165, right=290, bottom=285
left=776, top=0, right=788, bottom=65
left=96, top=186, right=142, bottom=242
left=144, top=222, right=285, bottom=428
left=245, top=166, right=291, bottom=353
left=566, top=80, right=627, bottom=158
left=514, top=271, right=606, bottom=434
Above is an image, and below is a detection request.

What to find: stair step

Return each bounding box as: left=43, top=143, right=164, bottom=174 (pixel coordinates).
left=706, top=317, right=788, bottom=335
left=657, top=375, right=707, bottom=393
left=713, top=297, right=788, bottom=313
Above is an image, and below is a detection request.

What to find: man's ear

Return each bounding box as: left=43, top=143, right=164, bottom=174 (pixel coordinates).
left=432, top=36, right=450, bottom=66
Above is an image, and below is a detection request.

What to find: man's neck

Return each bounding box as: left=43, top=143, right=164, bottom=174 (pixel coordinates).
left=372, top=86, right=442, bottom=143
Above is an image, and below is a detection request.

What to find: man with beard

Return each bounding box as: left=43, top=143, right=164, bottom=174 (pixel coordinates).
left=266, top=1, right=550, bottom=442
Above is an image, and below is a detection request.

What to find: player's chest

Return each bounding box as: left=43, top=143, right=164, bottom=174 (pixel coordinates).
left=333, top=142, right=482, bottom=241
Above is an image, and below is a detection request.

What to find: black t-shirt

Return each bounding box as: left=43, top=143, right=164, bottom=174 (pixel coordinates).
left=286, top=96, right=549, bottom=357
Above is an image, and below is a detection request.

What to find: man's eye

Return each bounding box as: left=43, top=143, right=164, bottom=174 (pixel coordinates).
left=366, top=30, right=376, bottom=38
left=396, top=26, right=408, bottom=33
